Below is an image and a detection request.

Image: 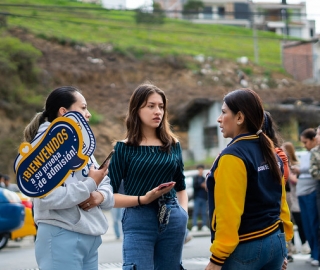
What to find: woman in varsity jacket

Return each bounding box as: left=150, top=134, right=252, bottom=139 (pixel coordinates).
left=205, top=88, right=293, bottom=270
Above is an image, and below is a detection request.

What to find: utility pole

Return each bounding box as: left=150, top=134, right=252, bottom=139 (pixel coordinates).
left=250, top=2, right=259, bottom=64
left=281, top=0, right=289, bottom=36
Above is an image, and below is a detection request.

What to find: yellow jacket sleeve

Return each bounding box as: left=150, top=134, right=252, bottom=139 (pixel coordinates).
left=210, top=155, right=247, bottom=265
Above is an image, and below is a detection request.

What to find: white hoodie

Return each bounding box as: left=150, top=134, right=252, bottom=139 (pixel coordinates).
left=33, top=122, right=114, bottom=236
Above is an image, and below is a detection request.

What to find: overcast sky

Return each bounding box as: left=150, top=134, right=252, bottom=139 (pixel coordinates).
left=126, top=0, right=320, bottom=33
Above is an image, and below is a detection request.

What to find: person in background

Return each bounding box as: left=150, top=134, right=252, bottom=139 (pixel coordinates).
left=309, top=125, right=320, bottom=266
left=2, top=174, right=19, bottom=192
left=291, top=128, right=319, bottom=266
left=108, top=83, right=188, bottom=270
left=23, top=86, right=114, bottom=270
left=205, top=88, right=293, bottom=270
left=191, top=164, right=208, bottom=232
left=281, top=141, right=310, bottom=255
left=0, top=173, right=4, bottom=188
left=111, top=181, right=124, bottom=240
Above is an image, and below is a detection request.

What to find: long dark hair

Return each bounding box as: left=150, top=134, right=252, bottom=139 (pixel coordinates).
left=23, top=86, right=80, bottom=142
left=301, top=128, right=316, bottom=140
left=224, top=88, right=282, bottom=184
left=262, top=111, right=282, bottom=148
left=125, top=83, right=177, bottom=152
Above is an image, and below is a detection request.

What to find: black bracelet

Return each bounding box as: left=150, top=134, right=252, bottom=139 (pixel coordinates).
left=138, top=195, right=142, bottom=206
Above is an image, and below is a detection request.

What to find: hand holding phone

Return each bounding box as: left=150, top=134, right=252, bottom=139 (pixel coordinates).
left=157, top=181, right=175, bottom=190
left=98, top=150, right=115, bottom=170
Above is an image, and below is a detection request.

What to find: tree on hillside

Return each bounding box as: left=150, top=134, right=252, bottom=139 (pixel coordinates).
left=182, top=0, right=204, bottom=19
left=135, top=2, right=165, bottom=24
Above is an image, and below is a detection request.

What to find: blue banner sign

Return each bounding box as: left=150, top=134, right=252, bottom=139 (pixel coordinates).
left=14, top=112, right=96, bottom=198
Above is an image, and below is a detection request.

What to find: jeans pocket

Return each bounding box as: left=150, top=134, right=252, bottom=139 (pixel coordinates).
left=123, top=263, right=136, bottom=270
left=122, top=208, right=128, bottom=223
left=48, top=224, right=64, bottom=237
left=277, top=233, right=287, bottom=258
left=230, top=239, right=262, bottom=264
left=179, top=205, right=188, bottom=217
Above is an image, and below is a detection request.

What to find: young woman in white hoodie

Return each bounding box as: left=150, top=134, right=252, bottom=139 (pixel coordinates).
left=23, top=86, right=113, bottom=270
left=24, top=86, right=166, bottom=270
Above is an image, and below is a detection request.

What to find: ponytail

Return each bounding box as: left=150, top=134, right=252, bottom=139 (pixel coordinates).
left=258, top=132, right=282, bottom=184
left=23, top=112, right=46, bottom=142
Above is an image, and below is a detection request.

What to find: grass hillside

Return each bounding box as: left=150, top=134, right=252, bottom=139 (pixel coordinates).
left=0, top=0, right=297, bottom=71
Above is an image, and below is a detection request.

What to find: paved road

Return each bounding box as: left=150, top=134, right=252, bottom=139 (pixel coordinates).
left=0, top=211, right=315, bottom=270
left=0, top=234, right=315, bottom=270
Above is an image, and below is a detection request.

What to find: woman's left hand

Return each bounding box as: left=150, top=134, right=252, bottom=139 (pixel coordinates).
left=140, top=182, right=176, bottom=204
left=282, top=258, right=288, bottom=270
left=205, top=261, right=222, bottom=270
left=79, top=191, right=104, bottom=211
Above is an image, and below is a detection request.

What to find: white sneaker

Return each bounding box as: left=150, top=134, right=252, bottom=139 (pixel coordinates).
left=191, top=226, right=198, bottom=232
left=306, top=257, right=313, bottom=263
left=301, top=242, right=311, bottom=254
left=201, top=225, right=210, bottom=231
left=311, top=260, right=319, bottom=266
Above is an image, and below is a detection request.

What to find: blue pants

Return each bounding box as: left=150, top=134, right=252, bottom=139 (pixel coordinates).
left=192, top=197, right=208, bottom=227
left=298, top=191, right=319, bottom=260
left=112, top=207, right=123, bottom=238
left=222, top=228, right=287, bottom=270
left=122, top=198, right=188, bottom=270
left=35, top=223, right=102, bottom=270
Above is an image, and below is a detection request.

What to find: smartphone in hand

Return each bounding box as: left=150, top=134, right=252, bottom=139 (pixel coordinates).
left=157, top=181, right=175, bottom=190
left=98, top=150, right=115, bottom=170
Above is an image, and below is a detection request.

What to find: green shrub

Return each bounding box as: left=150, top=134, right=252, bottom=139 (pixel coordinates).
left=241, top=67, right=252, bottom=75
left=89, top=110, right=104, bottom=125
left=182, top=0, right=204, bottom=19
left=0, top=36, right=41, bottom=83
left=135, top=3, right=165, bottom=25
left=0, top=36, right=42, bottom=118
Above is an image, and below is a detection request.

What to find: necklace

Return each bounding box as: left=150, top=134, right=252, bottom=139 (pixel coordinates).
left=149, top=146, right=154, bottom=152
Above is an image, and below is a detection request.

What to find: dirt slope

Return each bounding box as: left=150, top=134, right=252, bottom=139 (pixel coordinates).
left=5, top=27, right=320, bottom=164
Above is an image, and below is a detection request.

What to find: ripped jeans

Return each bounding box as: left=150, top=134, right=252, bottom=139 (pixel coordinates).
left=122, top=198, right=188, bottom=270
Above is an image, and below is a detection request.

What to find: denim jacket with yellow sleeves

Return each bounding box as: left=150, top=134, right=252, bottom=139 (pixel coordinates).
left=206, top=133, right=293, bottom=266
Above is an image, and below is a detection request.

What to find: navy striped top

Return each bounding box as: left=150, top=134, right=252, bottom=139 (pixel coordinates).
left=108, top=141, right=186, bottom=198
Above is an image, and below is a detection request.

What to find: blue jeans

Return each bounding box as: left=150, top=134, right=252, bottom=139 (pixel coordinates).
left=192, top=197, right=208, bottom=227
left=298, top=191, right=319, bottom=260
left=222, top=228, right=287, bottom=270
left=112, top=207, right=123, bottom=238
left=35, top=223, right=102, bottom=270
left=122, top=198, right=188, bottom=270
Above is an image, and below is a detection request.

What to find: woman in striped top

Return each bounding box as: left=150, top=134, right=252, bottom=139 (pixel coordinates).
left=108, top=83, right=188, bottom=270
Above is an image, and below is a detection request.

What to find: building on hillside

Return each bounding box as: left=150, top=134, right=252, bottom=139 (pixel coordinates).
left=282, top=39, right=320, bottom=84
left=101, top=0, right=126, bottom=9
left=252, top=1, right=315, bottom=39
left=158, top=0, right=315, bottom=39
left=184, top=0, right=252, bottom=27
left=154, top=0, right=185, bottom=18
left=172, top=98, right=230, bottom=162
left=173, top=97, right=320, bottom=162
